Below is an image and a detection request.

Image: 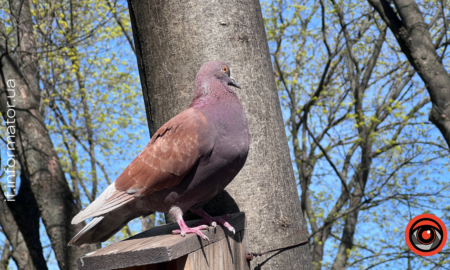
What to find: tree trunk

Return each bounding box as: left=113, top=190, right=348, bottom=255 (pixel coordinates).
left=367, top=0, right=450, bottom=147
left=0, top=240, right=11, bottom=270
left=127, top=0, right=312, bottom=268
left=0, top=0, right=96, bottom=269
left=0, top=189, right=36, bottom=270
left=0, top=172, right=45, bottom=270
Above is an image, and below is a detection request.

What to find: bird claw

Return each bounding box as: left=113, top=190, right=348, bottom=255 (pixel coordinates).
left=191, top=214, right=235, bottom=234
left=172, top=225, right=210, bottom=242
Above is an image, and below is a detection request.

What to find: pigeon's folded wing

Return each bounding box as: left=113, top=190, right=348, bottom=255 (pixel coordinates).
left=71, top=108, right=213, bottom=224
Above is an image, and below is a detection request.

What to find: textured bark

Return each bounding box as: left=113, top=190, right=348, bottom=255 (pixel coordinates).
left=0, top=4, right=44, bottom=270
left=0, top=0, right=96, bottom=269
left=0, top=172, right=45, bottom=270
left=127, top=0, right=312, bottom=268
left=0, top=189, right=36, bottom=270
left=368, top=0, right=450, bottom=147
left=0, top=240, right=11, bottom=270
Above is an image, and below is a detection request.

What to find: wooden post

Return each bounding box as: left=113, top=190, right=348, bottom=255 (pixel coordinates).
left=76, top=213, right=248, bottom=270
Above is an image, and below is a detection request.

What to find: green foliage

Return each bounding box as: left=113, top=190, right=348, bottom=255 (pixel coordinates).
left=30, top=0, right=152, bottom=244
left=0, top=0, right=157, bottom=266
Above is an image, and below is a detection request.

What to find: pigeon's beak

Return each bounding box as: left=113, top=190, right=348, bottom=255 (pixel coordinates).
left=228, top=76, right=241, bottom=89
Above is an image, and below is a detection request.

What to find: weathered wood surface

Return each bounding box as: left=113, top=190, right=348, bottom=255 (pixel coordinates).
left=118, top=230, right=249, bottom=270
left=77, top=212, right=246, bottom=270
left=182, top=229, right=248, bottom=270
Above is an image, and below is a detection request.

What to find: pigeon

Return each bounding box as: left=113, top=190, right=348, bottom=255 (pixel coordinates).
left=68, top=61, right=249, bottom=245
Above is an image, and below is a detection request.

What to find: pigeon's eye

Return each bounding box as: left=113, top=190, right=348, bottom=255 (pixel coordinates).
left=222, top=66, right=228, bottom=73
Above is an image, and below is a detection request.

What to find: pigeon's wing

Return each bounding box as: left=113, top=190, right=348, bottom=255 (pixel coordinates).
left=71, top=108, right=213, bottom=224
left=116, top=108, right=213, bottom=195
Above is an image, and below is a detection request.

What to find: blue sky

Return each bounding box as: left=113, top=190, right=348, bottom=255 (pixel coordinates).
left=2, top=0, right=450, bottom=269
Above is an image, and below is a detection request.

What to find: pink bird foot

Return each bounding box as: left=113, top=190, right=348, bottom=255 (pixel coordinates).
left=171, top=207, right=211, bottom=242
left=191, top=210, right=235, bottom=234
left=172, top=224, right=210, bottom=242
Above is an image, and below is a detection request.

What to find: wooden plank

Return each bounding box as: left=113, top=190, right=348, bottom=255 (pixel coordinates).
left=183, top=231, right=244, bottom=270
left=117, top=255, right=188, bottom=270
left=239, top=219, right=250, bottom=270
left=77, top=212, right=245, bottom=270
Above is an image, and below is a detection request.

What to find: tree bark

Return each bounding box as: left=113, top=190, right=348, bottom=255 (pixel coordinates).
left=0, top=172, right=45, bottom=270
left=0, top=5, right=44, bottom=270
left=367, top=0, right=450, bottom=147
left=0, top=189, right=36, bottom=270
left=0, top=0, right=96, bottom=269
left=127, top=0, right=312, bottom=268
left=0, top=240, right=11, bottom=270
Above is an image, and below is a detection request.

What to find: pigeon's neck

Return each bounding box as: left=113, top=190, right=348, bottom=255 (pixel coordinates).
left=189, top=79, right=238, bottom=108
left=189, top=85, right=247, bottom=132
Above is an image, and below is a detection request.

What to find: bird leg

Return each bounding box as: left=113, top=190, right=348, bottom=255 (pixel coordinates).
left=190, top=209, right=235, bottom=234
left=170, top=206, right=210, bottom=242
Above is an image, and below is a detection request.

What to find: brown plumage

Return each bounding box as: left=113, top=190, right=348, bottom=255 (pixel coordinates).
left=116, top=109, right=212, bottom=196
left=69, top=60, right=249, bottom=245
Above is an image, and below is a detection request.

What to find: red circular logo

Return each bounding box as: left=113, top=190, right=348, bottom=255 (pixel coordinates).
left=405, top=214, right=447, bottom=256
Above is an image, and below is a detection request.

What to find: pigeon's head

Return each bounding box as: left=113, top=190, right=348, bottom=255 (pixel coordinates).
left=194, top=61, right=241, bottom=99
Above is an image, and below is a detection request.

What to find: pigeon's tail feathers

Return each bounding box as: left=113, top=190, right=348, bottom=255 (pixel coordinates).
left=68, top=216, right=106, bottom=246
left=68, top=207, right=153, bottom=246
left=71, top=183, right=136, bottom=224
